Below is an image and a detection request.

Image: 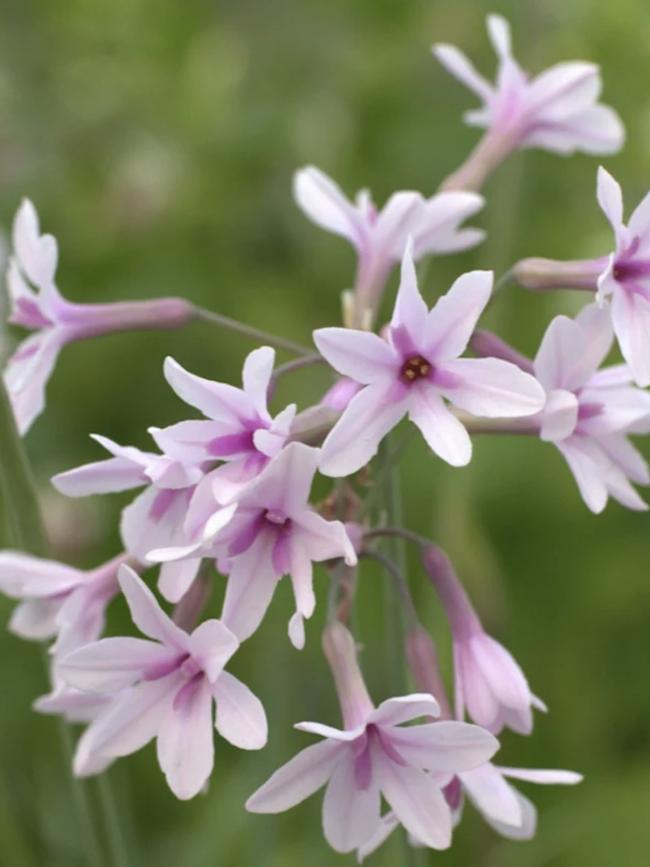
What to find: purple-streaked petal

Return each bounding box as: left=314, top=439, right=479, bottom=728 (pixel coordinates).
left=528, top=62, right=599, bottom=114
left=408, top=386, right=472, bottom=466
left=319, top=382, right=408, bottom=477
left=0, top=551, right=82, bottom=598
left=253, top=404, right=295, bottom=458
left=423, top=271, right=492, bottom=362
left=157, top=678, right=214, bottom=799
left=149, top=419, right=224, bottom=463
left=58, top=637, right=178, bottom=692
left=120, top=486, right=193, bottom=563
left=221, top=535, right=278, bottom=642
left=389, top=721, right=499, bottom=773
left=374, top=750, right=452, bottom=850
left=369, top=694, right=440, bottom=727
left=322, top=759, right=381, bottom=853
left=611, top=289, right=650, bottom=387
left=243, top=441, right=319, bottom=515
left=52, top=456, right=146, bottom=496
left=441, top=357, right=545, bottom=418
left=242, top=346, right=274, bottom=419
left=246, top=739, right=344, bottom=813
left=74, top=674, right=181, bottom=775
left=118, top=566, right=188, bottom=651
left=212, top=670, right=268, bottom=750
left=293, top=166, right=365, bottom=247
left=313, top=328, right=397, bottom=385
left=390, top=239, right=428, bottom=346
left=164, top=356, right=252, bottom=424
left=4, top=330, right=63, bottom=434
left=459, top=763, right=522, bottom=827
left=187, top=620, right=239, bottom=683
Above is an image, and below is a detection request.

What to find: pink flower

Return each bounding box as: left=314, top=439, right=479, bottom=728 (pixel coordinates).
left=423, top=546, right=542, bottom=736
left=294, top=166, right=485, bottom=325
left=154, top=346, right=296, bottom=507
left=58, top=566, right=267, bottom=800
left=150, top=443, right=357, bottom=649
left=534, top=304, right=650, bottom=512
left=52, top=435, right=206, bottom=603
left=4, top=199, right=193, bottom=434
left=246, top=622, right=498, bottom=853
left=356, top=764, right=582, bottom=859
left=314, top=241, right=545, bottom=476
left=434, top=15, right=623, bottom=160
left=596, top=167, right=650, bottom=386
left=0, top=551, right=123, bottom=650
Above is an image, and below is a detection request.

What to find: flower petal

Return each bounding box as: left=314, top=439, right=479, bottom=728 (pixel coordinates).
left=390, top=239, right=428, bottom=347
left=59, top=637, right=178, bottom=693
left=611, top=289, right=650, bottom=387
left=460, top=763, right=523, bottom=827
left=555, top=438, right=609, bottom=514
left=497, top=767, right=583, bottom=785
left=164, top=356, right=252, bottom=424
left=313, top=328, right=397, bottom=385
left=246, top=739, right=344, bottom=813
left=0, top=551, right=82, bottom=598
left=423, top=271, right=492, bottom=362
left=432, top=44, right=493, bottom=102
left=157, top=678, right=214, bottom=799
left=293, top=166, right=365, bottom=247
left=242, top=346, right=275, bottom=419
left=441, top=357, right=545, bottom=418
left=408, top=387, right=472, bottom=466
left=221, top=535, right=278, bottom=642
left=369, top=694, right=440, bottom=727
left=540, top=389, right=579, bottom=442
left=597, top=166, right=624, bottom=237
left=213, top=671, right=268, bottom=750
left=118, top=566, right=188, bottom=651
left=322, top=759, right=381, bottom=853
left=389, top=721, right=499, bottom=773
left=4, top=331, right=63, bottom=434
left=188, top=620, right=239, bottom=683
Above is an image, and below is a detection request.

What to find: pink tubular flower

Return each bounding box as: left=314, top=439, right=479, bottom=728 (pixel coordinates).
left=596, top=167, right=650, bottom=386
left=434, top=14, right=623, bottom=191
left=294, top=166, right=485, bottom=325
left=534, top=304, right=650, bottom=512
left=154, top=346, right=296, bottom=507
left=314, top=241, right=545, bottom=477
left=4, top=199, right=193, bottom=434
left=0, top=551, right=124, bottom=650
left=58, top=566, right=267, bottom=800
left=246, top=622, right=498, bottom=854
left=52, top=435, right=206, bottom=603
left=423, top=546, right=541, bottom=736
left=150, top=443, right=357, bottom=649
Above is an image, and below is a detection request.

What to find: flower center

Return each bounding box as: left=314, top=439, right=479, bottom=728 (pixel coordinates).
left=400, top=354, right=431, bottom=384
left=264, top=509, right=291, bottom=528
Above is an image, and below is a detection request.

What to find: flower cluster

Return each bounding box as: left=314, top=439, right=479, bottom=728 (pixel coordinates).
left=0, top=11, right=645, bottom=860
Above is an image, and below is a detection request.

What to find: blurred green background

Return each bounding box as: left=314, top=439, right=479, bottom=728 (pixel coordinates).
left=1, top=0, right=649, bottom=865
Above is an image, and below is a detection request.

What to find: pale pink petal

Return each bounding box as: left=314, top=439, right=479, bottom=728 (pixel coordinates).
left=389, top=721, right=499, bottom=773
left=432, top=44, right=494, bottom=102
left=528, top=63, right=600, bottom=117
left=294, top=511, right=357, bottom=566
left=242, top=346, right=274, bottom=419
left=482, top=790, right=537, bottom=840
left=589, top=363, right=635, bottom=389
left=471, top=635, right=533, bottom=735
left=455, top=644, right=500, bottom=729
left=164, top=356, right=251, bottom=423
left=157, top=678, right=214, bottom=799
left=52, top=457, right=145, bottom=496
left=486, top=14, right=512, bottom=60
left=374, top=751, right=452, bottom=850
left=319, top=383, right=408, bottom=477
left=628, top=188, right=650, bottom=243
left=498, top=767, right=583, bottom=785
left=574, top=302, right=614, bottom=372
left=244, top=441, right=318, bottom=514
left=533, top=316, right=588, bottom=391
left=611, top=289, right=650, bottom=387
left=253, top=404, right=296, bottom=458
left=74, top=674, right=181, bottom=775
left=118, top=566, right=188, bottom=651
left=598, top=434, right=650, bottom=485
left=4, top=330, right=63, bottom=434
left=9, top=598, right=62, bottom=639
left=212, top=671, right=268, bottom=750
left=390, top=240, right=428, bottom=346
left=356, top=813, right=400, bottom=863
left=602, top=461, right=648, bottom=511
left=0, top=551, right=81, bottom=597
left=293, top=166, right=365, bottom=247
left=246, top=739, right=344, bottom=813
left=527, top=106, right=624, bottom=155
left=375, top=192, right=425, bottom=261
left=413, top=192, right=485, bottom=258
left=540, top=389, right=579, bottom=442
left=460, top=764, right=523, bottom=827
left=158, top=559, right=202, bottom=604
left=322, top=759, right=381, bottom=853
left=149, top=420, right=223, bottom=464
left=120, top=486, right=193, bottom=563
left=369, top=694, right=440, bottom=727
left=423, top=271, right=492, bottom=362
left=221, top=535, right=278, bottom=642
left=59, top=637, right=178, bottom=693
left=597, top=166, right=624, bottom=237
left=441, top=357, right=545, bottom=418
left=187, top=620, right=239, bottom=683
left=313, top=328, right=397, bottom=384
left=408, top=387, right=472, bottom=467
left=13, top=199, right=59, bottom=289
left=555, top=438, right=608, bottom=513
left=579, top=386, right=650, bottom=437
left=294, top=722, right=365, bottom=742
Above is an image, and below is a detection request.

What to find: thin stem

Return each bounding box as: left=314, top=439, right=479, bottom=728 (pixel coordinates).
left=96, top=774, right=130, bottom=867
left=361, top=550, right=418, bottom=627
left=192, top=306, right=313, bottom=357
left=364, top=525, right=432, bottom=551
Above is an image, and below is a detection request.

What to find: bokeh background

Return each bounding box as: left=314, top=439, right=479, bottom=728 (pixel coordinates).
left=1, top=1, right=649, bottom=865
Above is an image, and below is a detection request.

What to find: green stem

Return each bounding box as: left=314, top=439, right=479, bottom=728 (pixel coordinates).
left=192, top=306, right=313, bottom=357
